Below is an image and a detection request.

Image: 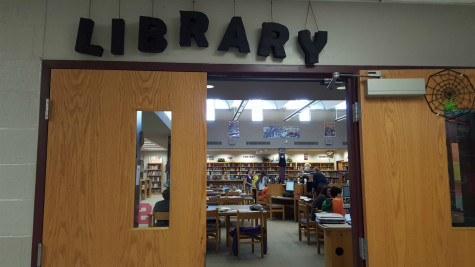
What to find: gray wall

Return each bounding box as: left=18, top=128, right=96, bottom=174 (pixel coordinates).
left=43, top=0, right=475, bottom=66
left=0, top=0, right=474, bottom=266
left=0, top=1, right=45, bottom=266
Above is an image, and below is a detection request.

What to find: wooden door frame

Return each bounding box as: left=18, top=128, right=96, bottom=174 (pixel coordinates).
left=33, top=60, right=458, bottom=267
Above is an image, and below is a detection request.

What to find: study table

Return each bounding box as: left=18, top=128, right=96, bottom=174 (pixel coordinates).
left=206, top=205, right=268, bottom=247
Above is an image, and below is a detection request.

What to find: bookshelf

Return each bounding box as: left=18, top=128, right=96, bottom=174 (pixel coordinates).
left=146, top=163, right=162, bottom=195
left=284, top=162, right=335, bottom=179
left=140, top=179, right=151, bottom=200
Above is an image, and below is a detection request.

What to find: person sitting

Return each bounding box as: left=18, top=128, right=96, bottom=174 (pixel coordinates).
left=311, top=185, right=330, bottom=219
left=153, top=188, right=170, bottom=227
left=321, top=186, right=345, bottom=216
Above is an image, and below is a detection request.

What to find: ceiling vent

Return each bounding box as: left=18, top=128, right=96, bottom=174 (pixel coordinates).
left=246, top=141, right=270, bottom=145
left=294, top=141, right=319, bottom=145
left=207, top=141, right=222, bottom=145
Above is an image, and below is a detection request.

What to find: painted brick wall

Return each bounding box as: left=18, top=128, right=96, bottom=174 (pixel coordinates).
left=0, top=1, right=45, bottom=266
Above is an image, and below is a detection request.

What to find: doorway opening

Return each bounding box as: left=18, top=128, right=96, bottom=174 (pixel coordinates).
left=203, top=77, right=352, bottom=266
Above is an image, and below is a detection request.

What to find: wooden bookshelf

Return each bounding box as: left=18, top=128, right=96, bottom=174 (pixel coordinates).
left=140, top=179, right=152, bottom=200
left=284, top=162, right=335, bottom=179
left=146, top=163, right=162, bottom=195
left=206, top=162, right=280, bottom=180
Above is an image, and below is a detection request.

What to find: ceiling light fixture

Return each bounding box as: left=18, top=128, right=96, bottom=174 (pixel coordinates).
left=207, top=85, right=214, bottom=89
left=283, top=100, right=319, bottom=121
left=231, top=100, right=249, bottom=121
left=334, top=115, right=346, bottom=122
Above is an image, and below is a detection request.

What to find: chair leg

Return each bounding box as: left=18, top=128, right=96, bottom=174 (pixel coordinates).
left=306, top=227, right=310, bottom=245
left=298, top=225, right=302, bottom=241
left=252, top=238, right=254, bottom=253
left=283, top=208, right=285, bottom=220
left=261, top=239, right=264, bottom=258
left=238, top=240, right=241, bottom=260
left=216, top=234, right=219, bottom=253
left=269, top=210, right=273, bottom=221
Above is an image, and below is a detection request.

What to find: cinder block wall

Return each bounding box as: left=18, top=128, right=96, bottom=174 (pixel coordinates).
left=0, top=1, right=45, bottom=266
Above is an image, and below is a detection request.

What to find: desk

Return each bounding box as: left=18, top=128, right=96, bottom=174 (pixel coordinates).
left=271, top=196, right=297, bottom=221
left=207, top=205, right=268, bottom=247
left=319, top=224, right=353, bottom=267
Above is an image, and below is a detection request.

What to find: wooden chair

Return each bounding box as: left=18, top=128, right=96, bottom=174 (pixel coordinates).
left=207, top=197, right=224, bottom=206
left=206, top=208, right=220, bottom=253
left=226, top=197, right=244, bottom=205
left=229, top=210, right=266, bottom=260
left=298, top=201, right=318, bottom=245
left=265, top=194, right=285, bottom=220
left=148, top=212, right=170, bottom=227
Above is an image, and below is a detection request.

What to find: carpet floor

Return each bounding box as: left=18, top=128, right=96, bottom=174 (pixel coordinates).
left=206, top=219, right=325, bottom=266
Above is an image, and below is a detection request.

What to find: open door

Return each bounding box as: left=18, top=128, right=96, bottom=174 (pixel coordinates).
left=42, top=70, right=207, bottom=266
left=358, top=69, right=475, bottom=267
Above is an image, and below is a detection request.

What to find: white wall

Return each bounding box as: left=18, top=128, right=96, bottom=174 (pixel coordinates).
left=0, top=1, right=45, bottom=266
left=43, top=0, right=475, bottom=66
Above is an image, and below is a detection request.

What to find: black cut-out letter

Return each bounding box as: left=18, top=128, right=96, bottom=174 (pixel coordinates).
left=111, top=19, right=125, bottom=55
left=75, top=17, right=104, bottom=57
left=218, top=16, right=250, bottom=53
left=298, top=30, right=328, bottom=65
left=138, top=16, right=168, bottom=53
left=257, top=22, right=289, bottom=59
left=179, top=11, right=209, bottom=47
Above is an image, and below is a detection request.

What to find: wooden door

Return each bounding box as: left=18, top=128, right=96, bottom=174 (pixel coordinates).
left=42, top=70, right=207, bottom=266
left=359, top=69, right=475, bottom=267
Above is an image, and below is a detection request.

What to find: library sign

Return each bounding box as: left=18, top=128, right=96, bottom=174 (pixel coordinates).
left=75, top=11, right=328, bottom=65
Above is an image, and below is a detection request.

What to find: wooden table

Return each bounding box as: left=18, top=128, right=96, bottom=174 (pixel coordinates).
left=319, top=223, right=353, bottom=267
left=271, top=196, right=298, bottom=221
left=207, top=205, right=268, bottom=247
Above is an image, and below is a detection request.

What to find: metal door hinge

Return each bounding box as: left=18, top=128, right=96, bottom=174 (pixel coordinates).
left=352, top=102, right=361, bottom=122
left=45, top=98, right=50, bottom=120
left=37, top=243, right=43, bottom=267
left=359, top=237, right=368, bottom=261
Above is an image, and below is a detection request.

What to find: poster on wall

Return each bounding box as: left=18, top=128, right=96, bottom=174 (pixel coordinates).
left=324, top=122, right=336, bottom=137
left=228, top=121, right=240, bottom=138
left=263, top=126, right=299, bottom=138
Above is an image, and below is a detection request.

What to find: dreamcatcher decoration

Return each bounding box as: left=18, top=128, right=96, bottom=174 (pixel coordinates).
left=424, top=69, right=475, bottom=120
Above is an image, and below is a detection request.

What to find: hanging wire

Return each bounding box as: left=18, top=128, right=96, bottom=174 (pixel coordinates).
left=304, top=0, right=320, bottom=31
left=89, top=0, right=92, bottom=18
left=270, top=0, right=273, bottom=22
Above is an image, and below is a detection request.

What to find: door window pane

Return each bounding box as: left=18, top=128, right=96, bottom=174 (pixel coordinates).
left=446, top=112, right=475, bottom=227
left=135, top=111, right=172, bottom=228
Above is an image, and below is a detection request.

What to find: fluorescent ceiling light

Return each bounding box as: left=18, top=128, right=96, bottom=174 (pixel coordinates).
left=164, top=111, right=172, bottom=120
left=299, top=100, right=311, bottom=122
left=231, top=100, right=249, bottom=121
left=284, top=100, right=319, bottom=121
left=334, top=115, right=346, bottom=122
left=333, top=101, right=347, bottom=110
left=251, top=100, right=263, bottom=121
left=207, top=85, right=214, bottom=89
left=206, top=99, right=215, bottom=121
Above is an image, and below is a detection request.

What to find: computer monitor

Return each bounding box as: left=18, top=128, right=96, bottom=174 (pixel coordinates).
left=285, top=180, right=294, bottom=191
left=341, top=185, right=350, bottom=198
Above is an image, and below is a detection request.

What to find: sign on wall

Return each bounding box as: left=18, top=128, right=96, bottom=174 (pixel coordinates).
left=74, top=12, right=327, bottom=65
left=228, top=121, right=240, bottom=138
left=324, top=122, right=336, bottom=137
left=263, top=126, right=299, bottom=138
